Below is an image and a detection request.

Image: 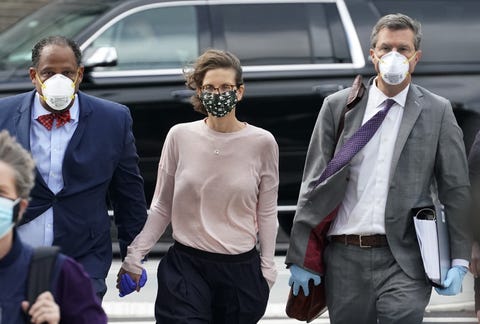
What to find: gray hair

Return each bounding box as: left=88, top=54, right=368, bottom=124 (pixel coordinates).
left=0, top=130, right=35, bottom=199
left=370, top=13, right=422, bottom=50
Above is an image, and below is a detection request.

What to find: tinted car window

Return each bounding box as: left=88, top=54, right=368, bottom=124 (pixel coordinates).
left=374, top=0, right=480, bottom=63
left=211, top=3, right=351, bottom=65
left=0, top=2, right=110, bottom=69
left=85, top=5, right=199, bottom=70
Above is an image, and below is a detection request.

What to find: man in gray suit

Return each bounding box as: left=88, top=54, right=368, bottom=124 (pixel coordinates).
left=286, top=13, right=471, bottom=324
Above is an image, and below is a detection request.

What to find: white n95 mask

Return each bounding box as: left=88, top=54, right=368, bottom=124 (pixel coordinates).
left=377, top=51, right=416, bottom=85
left=38, top=73, right=77, bottom=111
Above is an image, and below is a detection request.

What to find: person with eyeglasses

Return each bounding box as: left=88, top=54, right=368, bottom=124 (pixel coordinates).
left=117, top=49, right=279, bottom=323
left=0, top=130, right=107, bottom=323
left=286, top=13, right=470, bottom=324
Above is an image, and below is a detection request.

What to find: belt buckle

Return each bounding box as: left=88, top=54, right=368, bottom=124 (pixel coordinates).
left=359, top=235, right=371, bottom=248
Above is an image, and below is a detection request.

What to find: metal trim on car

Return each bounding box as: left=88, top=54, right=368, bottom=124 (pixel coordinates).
left=82, top=0, right=365, bottom=79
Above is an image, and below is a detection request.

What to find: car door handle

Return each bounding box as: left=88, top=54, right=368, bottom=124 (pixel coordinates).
left=312, top=84, right=346, bottom=97
left=171, top=89, right=195, bottom=103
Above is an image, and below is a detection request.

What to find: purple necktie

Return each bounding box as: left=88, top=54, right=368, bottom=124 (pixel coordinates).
left=314, top=98, right=396, bottom=186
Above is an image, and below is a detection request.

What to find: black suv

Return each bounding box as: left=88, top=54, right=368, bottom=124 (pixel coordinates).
left=0, top=0, right=479, bottom=240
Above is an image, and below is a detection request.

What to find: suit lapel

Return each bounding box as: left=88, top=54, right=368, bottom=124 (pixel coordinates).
left=337, top=90, right=369, bottom=151
left=62, top=92, right=93, bottom=187
left=389, top=84, right=424, bottom=183
left=13, top=91, right=36, bottom=150
left=14, top=91, right=51, bottom=190
left=66, top=93, right=93, bottom=151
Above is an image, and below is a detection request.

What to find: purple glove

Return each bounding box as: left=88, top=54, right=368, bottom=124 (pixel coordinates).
left=119, top=268, right=147, bottom=297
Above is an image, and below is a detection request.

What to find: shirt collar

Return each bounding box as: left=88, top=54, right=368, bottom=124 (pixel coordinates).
left=32, top=92, right=79, bottom=121
left=370, top=78, right=410, bottom=109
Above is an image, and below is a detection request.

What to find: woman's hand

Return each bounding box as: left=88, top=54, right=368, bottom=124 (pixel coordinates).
left=116, top=267, right=146, bottom=296
left=22, top=291, right=60, bottom=324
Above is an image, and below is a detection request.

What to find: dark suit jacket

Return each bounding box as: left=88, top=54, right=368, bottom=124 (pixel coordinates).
left=0, top=90, right=147, bottom=279
left=468, top=130, right=480, bottom=243
left=286, top=80, right=471, bottom=281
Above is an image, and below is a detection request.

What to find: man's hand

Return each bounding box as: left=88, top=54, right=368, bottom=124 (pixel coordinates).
left=116, top=267, right=147, bottom=297
left=435, top=265, right=468, bottom=296
left=288, top=264, right=321, bottom=296
left=21, top=291, right=60, bottom=324
left=470, top=241, right=480, bottom=278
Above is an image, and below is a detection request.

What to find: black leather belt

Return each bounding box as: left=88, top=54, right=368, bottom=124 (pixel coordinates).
left=330, top=234, right=388, bottom=248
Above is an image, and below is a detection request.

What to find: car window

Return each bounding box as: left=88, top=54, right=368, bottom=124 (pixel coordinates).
left=86, top=5, right=199, bottom=70
left=0, top=2, right=111, bottom=69
left=211, top=2, right=352, bottom=65
left=374, top=0, right=480, bottom=63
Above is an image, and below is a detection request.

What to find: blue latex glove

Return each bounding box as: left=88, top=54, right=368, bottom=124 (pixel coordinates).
left=119, top=268, right=147, bottom=297
left=288, top=264, right=321, bottom=296
left=434, top=265, right=468, bottom=296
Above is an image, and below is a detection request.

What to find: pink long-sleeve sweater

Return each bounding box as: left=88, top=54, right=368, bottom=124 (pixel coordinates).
left=122, top=119, right=279, bottom=286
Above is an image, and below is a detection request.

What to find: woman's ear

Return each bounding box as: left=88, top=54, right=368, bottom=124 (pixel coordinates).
left=236, top=84, right=245, bottom=101
left=16, top=199, right=29, bottom=223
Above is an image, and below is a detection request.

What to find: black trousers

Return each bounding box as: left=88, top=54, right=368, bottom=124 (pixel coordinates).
left=155, top=241, right=269, bottom=324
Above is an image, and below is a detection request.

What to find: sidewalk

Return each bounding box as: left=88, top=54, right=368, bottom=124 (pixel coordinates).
left=103, top=257, right=475, bottom=321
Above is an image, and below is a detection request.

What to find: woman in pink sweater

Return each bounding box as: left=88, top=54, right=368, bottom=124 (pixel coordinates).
left=117, top=49, right=279, bottom=323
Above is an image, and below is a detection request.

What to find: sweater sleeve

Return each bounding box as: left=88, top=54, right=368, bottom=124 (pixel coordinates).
left=122, top=128, right=177, bottom=274
left=257, top=134, right=279, bottom=288
left=55, top=257, right=107, bottom=323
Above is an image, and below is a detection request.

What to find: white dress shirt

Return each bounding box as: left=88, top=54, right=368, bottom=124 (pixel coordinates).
left=17, top=93, right=79, bottom=247
left=328, top=80, right=407, bottom=236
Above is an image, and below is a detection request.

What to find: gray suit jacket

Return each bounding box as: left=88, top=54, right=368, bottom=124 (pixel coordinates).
left=286, top=80, right=471, bottom=281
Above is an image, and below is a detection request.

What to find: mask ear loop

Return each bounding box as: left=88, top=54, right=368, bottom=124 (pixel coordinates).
left=12, top=198, right=21, bottom=224
left=35, top=73, right=49, bottom=103
left=70, top=70, right=80, bottom=100
left=406, top=51, right=417, bottom=63
left=403, top=52, right=417, bottom=77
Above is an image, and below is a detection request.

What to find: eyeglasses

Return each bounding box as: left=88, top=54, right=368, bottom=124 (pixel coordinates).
left=201, top=84, right=236, bottom=94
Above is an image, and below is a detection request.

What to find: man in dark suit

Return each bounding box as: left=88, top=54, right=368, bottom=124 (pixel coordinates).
left=468, top=131, right=480, bottom=322
left=0, top=35, right=148, bottom=299
left=286, top=13, right=471, bottom=324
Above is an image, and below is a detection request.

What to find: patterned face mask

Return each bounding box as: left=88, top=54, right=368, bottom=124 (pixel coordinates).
left=200, top=90, right=238, bottom=117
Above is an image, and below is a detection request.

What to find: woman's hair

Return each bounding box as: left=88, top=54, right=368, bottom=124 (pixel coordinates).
left=0, top=130, right=36, bottom=199
left=184, top=49, right=243, bottom=115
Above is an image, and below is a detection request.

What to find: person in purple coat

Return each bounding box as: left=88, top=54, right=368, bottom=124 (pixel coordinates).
left=0, top=130, right=107, bottom=324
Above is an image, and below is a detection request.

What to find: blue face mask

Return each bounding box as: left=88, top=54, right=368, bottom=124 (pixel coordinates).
left=0, top=196, right=20, bottom=239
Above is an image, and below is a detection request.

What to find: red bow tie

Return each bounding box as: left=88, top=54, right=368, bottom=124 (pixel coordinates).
left=37, top=110, right=71, bottom=131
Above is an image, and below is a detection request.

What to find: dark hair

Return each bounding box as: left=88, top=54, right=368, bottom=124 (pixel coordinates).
left=31, top=35, right=82, bottom=67
left=370, top=13, right=422, bottom=51
left=184, top=49, right=243, bottom=115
